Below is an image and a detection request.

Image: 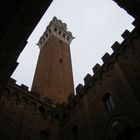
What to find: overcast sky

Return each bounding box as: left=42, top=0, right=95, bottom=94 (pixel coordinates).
left=11, top=0, right=134, bottom=90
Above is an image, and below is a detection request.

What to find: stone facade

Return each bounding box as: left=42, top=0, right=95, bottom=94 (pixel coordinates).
left=0, top=1, right=140, bottom=140
left=0, top=79, right=60, bottom=140
left=62, top=23, right=140, bottom=140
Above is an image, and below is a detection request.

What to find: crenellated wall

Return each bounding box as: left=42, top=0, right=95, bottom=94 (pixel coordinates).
left=0, top=78, right=61, bottom=140
left=61, top=20, right=140, bottom=140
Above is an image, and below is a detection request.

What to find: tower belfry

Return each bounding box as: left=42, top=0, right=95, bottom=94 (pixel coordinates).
left=31, top=17, right=74, bottom=104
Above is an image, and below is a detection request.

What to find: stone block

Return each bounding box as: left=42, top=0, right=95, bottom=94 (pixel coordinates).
left=121, top=29, right=130, bottom=39
left=111, top=41, right=120, bottom=51
left=20, top=84, right=29, bottom=91
left=84, top=74, right=92, bottom=84
left=102, top=53, right=110, bottom=63
left=76, top=84, right=83, bottom=94
left=92, top=63, right=101, bottom=73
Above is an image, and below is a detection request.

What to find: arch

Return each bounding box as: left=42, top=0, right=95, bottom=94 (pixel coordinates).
left=104, top=116, right=135, bottom=140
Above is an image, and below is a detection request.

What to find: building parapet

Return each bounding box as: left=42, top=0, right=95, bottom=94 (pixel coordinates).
left=68, top=21, right=137, bottom=104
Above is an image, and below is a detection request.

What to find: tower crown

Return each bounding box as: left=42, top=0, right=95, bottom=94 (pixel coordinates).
left=38, top=16, right=74, bottom=50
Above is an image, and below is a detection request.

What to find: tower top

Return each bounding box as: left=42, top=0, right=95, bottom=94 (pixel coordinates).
left=38, top=16, right=74, bottom=50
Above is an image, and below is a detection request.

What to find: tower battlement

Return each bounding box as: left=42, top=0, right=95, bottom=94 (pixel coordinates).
left=38, top=16, right=74, bottom=50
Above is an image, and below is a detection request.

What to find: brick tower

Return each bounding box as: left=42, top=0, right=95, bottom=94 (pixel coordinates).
left=31, top=17, right=74, bottom=104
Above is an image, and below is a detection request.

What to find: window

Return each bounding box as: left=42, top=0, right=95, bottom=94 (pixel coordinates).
left=54, top=27, right=57, bottom=32
left=49, top=29, right=51, bottom=33
left=60, top=40, right=62, bottom=44
left=40, top=38, right=45, bottom=44
left=38, top=106, right=45, bottom=114
left=67, top=36, right=70, bottom=41
left=63, top=33, right=65, bottom=38
left=59, top=31, right=61, bottom=35
left=112, top=121, right=131, bottom=140
left=102, top=93, right=114, bottom=111
left=40, top=130, right=49, bottom=140
left=72, top=125, right=79, bottom=140
left=46, top=33, right=48, bottom=38
left=59, top=58, right=63, bottom=64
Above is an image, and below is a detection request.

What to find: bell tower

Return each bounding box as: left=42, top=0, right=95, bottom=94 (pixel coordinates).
left=31, top=17, right=74, bottom=104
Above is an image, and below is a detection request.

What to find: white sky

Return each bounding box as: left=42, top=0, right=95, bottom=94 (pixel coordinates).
left=11, top=0, right=134, bottom=90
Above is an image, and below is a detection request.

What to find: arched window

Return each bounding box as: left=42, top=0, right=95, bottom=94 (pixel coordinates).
left=112, top=121, right=132, bottom=140
left=59, top=30, right=61, bottom=35
left=46, top=33, right=48, bottom=38
left=67, top=36, right=70, bottom=41
left=72, top=125, right=79, bottom=140
left=49, top=29, right=51, bottom=33
left=102, top=93, right=114, bottom=112
left=63, top=33, right=65, bottom=38
left=54, top=27, right=57, bottom=32
left=40, top=130, right=49, bottom=140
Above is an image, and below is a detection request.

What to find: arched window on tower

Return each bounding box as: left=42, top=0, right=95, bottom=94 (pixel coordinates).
left=59, top=30, right=61, bottom=36
left=67, top=36, right=70, bottom=41
left=54, top=27, right=57, bottom=32
left=63, top=33, right=65, bottom=38
left=46, top=33, right=48, bottom=38
left=102, top=93, right=114, bottom=112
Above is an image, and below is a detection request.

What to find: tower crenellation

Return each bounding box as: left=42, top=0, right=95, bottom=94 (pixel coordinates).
left=38, top=16, right=74, bottom=50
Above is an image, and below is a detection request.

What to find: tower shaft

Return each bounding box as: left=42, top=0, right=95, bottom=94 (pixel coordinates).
left=31, top=17, right=74, bottom=104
